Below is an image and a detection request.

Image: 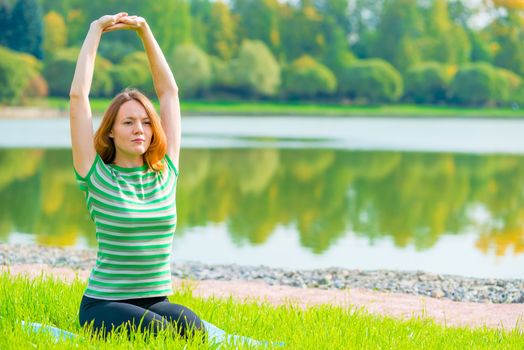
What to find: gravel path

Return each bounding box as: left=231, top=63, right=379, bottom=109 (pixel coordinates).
left=1, top=243, right=523, bottom=304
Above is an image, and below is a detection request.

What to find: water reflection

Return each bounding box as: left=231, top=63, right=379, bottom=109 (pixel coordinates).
left=0, top=148, right=523, bottom=259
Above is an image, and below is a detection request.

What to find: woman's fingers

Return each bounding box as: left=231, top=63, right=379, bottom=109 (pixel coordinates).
left=117, top=16, right=138, bottom=24
left=101, top=14, right=145, bottom=33
left=96, top=12, right=128, bottom=30
left=103, top=23, right=133, bottom=33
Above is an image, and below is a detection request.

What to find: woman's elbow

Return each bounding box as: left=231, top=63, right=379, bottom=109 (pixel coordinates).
left=69, top=89, right=87, bottom=100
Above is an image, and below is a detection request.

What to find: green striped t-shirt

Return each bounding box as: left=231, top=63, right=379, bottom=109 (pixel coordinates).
left=74, top=154, right=179, bottom=300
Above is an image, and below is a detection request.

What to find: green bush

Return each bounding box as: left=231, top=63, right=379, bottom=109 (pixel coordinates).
left=23, top=73, right=48, bottom=98
left=450, top=63, right=512, bottom=106
left=404, top=62, right=453, bottom=104
left=44, top=47, right=113, bottom=98
left=110, top=52, right=153, bottom=96
left=209, top=55, right=233, bottom=89
left=170, top=44, right=212, bottom=98
left=339, top=59, right=403, bottom=103
left=282, top=55, right=336, bottom=99
left=230, top=40, right=280, bottom=97
left=0, top=46, right=37, bottom=104
left=495, top=68, right=524, bottom=106
left=16, top=50, right=48, bottom=99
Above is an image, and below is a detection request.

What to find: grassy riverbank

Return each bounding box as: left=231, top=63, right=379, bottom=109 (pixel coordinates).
left=0, top=272, right=522, bottom=349
left=38, top=97, right=524, bottom=118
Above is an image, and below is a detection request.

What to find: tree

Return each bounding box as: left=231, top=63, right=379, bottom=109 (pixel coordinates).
left=44, top=48, right=113, bottom=97
left=282, top=55, right=337, bottom=98
left=492, top=19, right=524, bottom=76
left=320, top=16, right=354, bottom=77
left=423, top=0, right=471, bottom=64
left=230, top=40, right=280, bottom=97
left=0, top=1, right=11, bottom=47
left=143, top=0, right=192, bottom=55
left=0, top=46, right=34, bottom=103
left=171, top=0, right=193, bottom=48
left=170, top=44, right=212, bottom=98
left=207, top=0, right=237, bottom=60
left=348, top=0, right=384, bottom=58
left=231, top=0, right=282, bottom=56
left=404, top=62, right=452, bottom=104
left=339, top=59, right=403, bottom=103
left=110, top=52, right=154, bottom=96
left=485, top=0, right=524, bottom=75
left=450, top=63, right=500, bottom=106
left=189, top=0, right=213, bottom=51
left=372, top=0, right=424, bottom=72
left=280, top=0, right=325, bottom=61
left=43, top=11, right=67, bottom=59
left=9, top=0, right=43, bottom=58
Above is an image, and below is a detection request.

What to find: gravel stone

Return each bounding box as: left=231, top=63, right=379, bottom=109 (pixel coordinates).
left=1, top=243, right=523, bottom=304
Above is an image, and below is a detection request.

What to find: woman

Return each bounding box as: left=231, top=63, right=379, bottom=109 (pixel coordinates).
left=70, top=12, right=203, bottom=338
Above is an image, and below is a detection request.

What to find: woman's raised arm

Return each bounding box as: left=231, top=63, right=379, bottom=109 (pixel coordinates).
left=106, top=16, right=181, bottom=168
left=69, top=13, right=127, bottom=177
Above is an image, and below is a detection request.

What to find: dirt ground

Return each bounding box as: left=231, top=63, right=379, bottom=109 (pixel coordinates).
left=2, top=264, right=523, bottom=331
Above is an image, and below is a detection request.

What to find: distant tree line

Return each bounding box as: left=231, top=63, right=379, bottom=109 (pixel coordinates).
left=1, top=0, right=524, bottom=107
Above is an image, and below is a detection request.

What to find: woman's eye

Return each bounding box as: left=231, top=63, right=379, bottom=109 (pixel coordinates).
left=124, top=121, right=132, bottom=125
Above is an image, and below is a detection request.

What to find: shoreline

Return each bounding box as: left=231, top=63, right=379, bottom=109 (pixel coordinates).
left=1, top=104, right=523, bottom=119
left=1, top=243, right=522, bottom=304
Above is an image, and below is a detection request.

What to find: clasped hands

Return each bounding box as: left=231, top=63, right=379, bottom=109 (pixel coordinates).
left=94, top=12, right=147, bottom=34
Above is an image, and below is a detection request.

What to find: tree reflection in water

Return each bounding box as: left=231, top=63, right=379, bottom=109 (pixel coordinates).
left=0, top=148, right=523, bottom=258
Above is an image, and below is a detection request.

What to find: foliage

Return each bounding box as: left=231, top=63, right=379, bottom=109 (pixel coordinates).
left=451, top=63, right=506, bottom=106
left=209, top=55, right=233, bottom=91
left=495, top=67, right=524, bottom=105
left=43, top=11, right=67, bottom=59
left=0, top=1, right=10, bottom=47
left=110, top=51, right=153, bottom=97
left=404, top=62, right=453, bottom=104
left=372, top=0, right=424, bottom=72
left=422, top=0, right=471, bottom=64
left=207, top=0, right=237, bottom=60
left=9, top=0, right=43, bottom=59
left=468, top=30, right=495, bottom=63
left=231, top=0, right=282, bottom=55
left=43, top=48, right=113, bottom=98
left=6, top=0, right=524, bottom=105
left=279, top=1, right=325, bottom=62
left=488, top=0, right=524, bottom=76
left=339, top=59, right=403, bottom=103
left=229, top=40, right=281, bottom=97
left=17, top=51, right=48, bottom=98
left=0, top=46, right=28, bottom=103
left=170, top=43, right=212, bottom=98
left=282, top=55, right=336, bottom=98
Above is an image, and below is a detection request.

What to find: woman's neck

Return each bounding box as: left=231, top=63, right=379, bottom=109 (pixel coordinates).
left=112, top=154, right=144, bottom=168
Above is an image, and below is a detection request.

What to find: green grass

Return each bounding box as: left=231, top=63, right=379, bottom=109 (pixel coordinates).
left=36, top=97, right=524, bottom=118
left=0, top=272, right=522, bottom=349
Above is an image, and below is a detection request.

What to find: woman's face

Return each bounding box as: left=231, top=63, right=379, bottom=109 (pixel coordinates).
left=110, top=100, right=153, bottom=159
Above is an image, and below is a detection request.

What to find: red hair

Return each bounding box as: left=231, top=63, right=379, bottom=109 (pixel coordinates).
left=94, top=89, right=167, bottom=171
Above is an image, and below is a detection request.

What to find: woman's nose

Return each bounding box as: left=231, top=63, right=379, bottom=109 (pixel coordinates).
left=134, top=122, right=144, bottom=133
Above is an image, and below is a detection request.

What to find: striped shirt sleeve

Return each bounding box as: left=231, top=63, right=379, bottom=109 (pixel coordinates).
left=164, top=154, right=180, bottom=177
left=73, top=154, right=101, bottom=192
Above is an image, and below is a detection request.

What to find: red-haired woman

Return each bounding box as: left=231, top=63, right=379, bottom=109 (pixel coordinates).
left=70, top=13, right=203, bottom=338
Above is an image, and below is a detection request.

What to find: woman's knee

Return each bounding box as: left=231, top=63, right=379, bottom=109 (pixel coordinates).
left=149, top=302, right=204, bottom=337
left=79, top=301, right=166, bottom=337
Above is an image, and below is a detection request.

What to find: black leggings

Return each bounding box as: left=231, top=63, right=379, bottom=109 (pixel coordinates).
left=79, top=294, right=204, bottom=339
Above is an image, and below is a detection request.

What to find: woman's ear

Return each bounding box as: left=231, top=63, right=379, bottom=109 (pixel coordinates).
left=109, top=131, right=114, bottom=138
